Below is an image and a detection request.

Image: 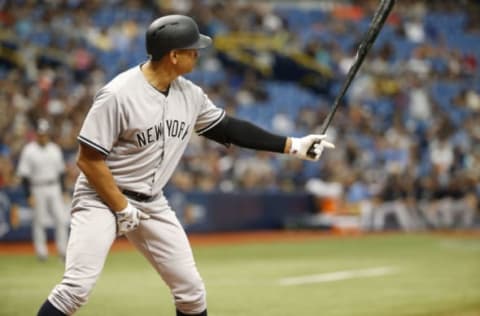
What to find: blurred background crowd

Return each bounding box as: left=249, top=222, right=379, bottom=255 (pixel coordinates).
left=0, top=0, right=479, bottom=234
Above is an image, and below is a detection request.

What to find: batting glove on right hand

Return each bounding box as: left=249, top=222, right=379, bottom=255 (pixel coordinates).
left=289, top=134, right=335, bottom=161
left=116, top=202, right=150, bottom=236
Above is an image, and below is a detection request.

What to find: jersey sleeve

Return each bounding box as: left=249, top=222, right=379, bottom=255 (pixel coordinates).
left=194, top=91, right=225, bottom=135
left=78, top=88, right=121, bottom=156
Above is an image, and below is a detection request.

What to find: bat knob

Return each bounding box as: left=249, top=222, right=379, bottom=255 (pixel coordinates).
left=306, top=140, right=320, bottom=158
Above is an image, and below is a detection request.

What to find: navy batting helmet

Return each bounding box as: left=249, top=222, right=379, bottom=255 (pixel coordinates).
left=146, top=15, right=212, bottom=61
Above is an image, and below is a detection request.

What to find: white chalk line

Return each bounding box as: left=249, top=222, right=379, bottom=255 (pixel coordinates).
left=278, top=266, right=398, bottom=286
left=439, top=240, right=480, bottom=252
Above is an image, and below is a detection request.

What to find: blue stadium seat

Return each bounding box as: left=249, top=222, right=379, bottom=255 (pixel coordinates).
left=185, top=69, right=227, bottom=87
left=430, top=81, right=464, bottom=111
left=391, top=36, right=417, bottom=61
left=30, top=30, right=51, bottom=47
left=275, top=7, right=324, bottom=31
left=92, top=9, right=116, bottom=28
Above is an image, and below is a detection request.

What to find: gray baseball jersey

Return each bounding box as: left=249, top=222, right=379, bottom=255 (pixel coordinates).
left=76, top=65, right=224, bottom=196
left=17, top=142, right=65, bottom=184
left=48, top=65, right=224, bottom=315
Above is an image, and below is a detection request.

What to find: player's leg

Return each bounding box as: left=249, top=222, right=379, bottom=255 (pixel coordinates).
left=419, top=199, right=441, bottom=229
left=452, top=195, right=476, bottom=228
left=461, top=194, right=477, bottom=228
left=359, top=200, right=373, bottom=231
left=372, top=202, right=388, bottom=231
left=126, top=205, right=206, bottom=315
left=392, top=200, right=413, bottom=232
left=437, top=198, right=454, bottom=228
left=32, top=187, right=49, bottom=260
left=49, top=186, right=68, bottom=259
left=38, top=202, right=117, bottom=315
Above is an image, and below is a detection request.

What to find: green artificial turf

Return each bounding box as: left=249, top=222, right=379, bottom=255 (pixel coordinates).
left=1, top=233, right=479, bottom=316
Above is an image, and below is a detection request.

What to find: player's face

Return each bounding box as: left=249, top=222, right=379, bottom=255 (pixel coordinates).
left=37, top=133, right=49, bottom=146
left=173, top=49, right=199, bottom=73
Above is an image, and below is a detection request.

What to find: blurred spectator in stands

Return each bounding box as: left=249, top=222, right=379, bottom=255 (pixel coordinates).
left=349, top=70, right=378, bottom=107
left=344, top=171, right=373, bottom=230
left=272, top=111, right=295, bottom=135
left=406, top=45, right=432, bottom=79
left=18, top=40, right=39, bottom=82
left=379, top=124, right=411, bottom=175
left=413, top=172, right=435, bottom=229
left=235, top=69, right=268, bottom=106
left=0, top=0, right=479, bottom=234
left=0, top=1, right=15, bottom=27
left=305, top=40, right=334, bottom=70
left=465, top=1, right=480, bottom=33
left=296, top=107, right=319, bottom=133
left=448, top=173, right=477, bottom=228
left=87, top=26, right=113, bottom=52
left=385, top=117, right=413, bottom=152
left=336, top=42, right=356, bottom=76
left=0, top=189, right=15, bottom=238
left=406, top=74, right=433, bottom=132
left=0, top=153, right=16, bottom=189
left=462, top=52, right=477, bottom=76
left=305, top=160, right=345, bottom=215
left=277, top=158, right=306, bottom=192
left=234, top=151, right=277, bottom=191
left=419, top=170, right=476, bottom=229
left=370, top=43, right=395, bottom=76
left=454, top=88, right=480, bottom=113
left=70, top=40, right=94, bottom=82
left=258, top=3, right=286, bottom=35
left=429, top=120, right=454, bottom=184
left=403, top=15, right=426, bottom=44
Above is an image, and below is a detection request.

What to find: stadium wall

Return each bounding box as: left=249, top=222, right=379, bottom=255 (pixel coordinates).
left=0, top=191, right=318, bottom=241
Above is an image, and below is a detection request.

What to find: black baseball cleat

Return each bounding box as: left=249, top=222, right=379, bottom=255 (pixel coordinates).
left=37, top=299, right=66, bottom=316
left=176, top=309, right=207, bottom=316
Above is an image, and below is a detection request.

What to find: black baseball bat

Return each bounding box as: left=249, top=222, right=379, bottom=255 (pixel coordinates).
left=320, top=0, right=396, bottom=133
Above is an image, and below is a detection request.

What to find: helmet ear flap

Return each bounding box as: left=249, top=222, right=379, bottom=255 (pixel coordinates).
left=146, top=27, right=166, bottom=60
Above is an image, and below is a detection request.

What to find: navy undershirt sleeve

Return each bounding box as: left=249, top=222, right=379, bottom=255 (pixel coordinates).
left=201, top=115, right=287, bottom=153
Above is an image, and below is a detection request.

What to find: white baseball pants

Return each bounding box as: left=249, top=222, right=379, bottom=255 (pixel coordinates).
left=47, top=195, right=206, bottom=315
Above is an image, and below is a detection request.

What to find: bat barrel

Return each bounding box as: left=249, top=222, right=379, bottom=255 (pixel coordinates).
left=319, top=0, right=396, bottom=134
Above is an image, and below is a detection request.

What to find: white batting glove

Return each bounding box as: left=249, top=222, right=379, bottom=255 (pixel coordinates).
left=289, top=134, right=335, bottom=161
left=116, top=202, right=150, bottom=236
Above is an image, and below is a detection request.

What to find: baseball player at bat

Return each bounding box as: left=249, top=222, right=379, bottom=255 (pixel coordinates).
left=37, top=15, right=334, bottom=316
